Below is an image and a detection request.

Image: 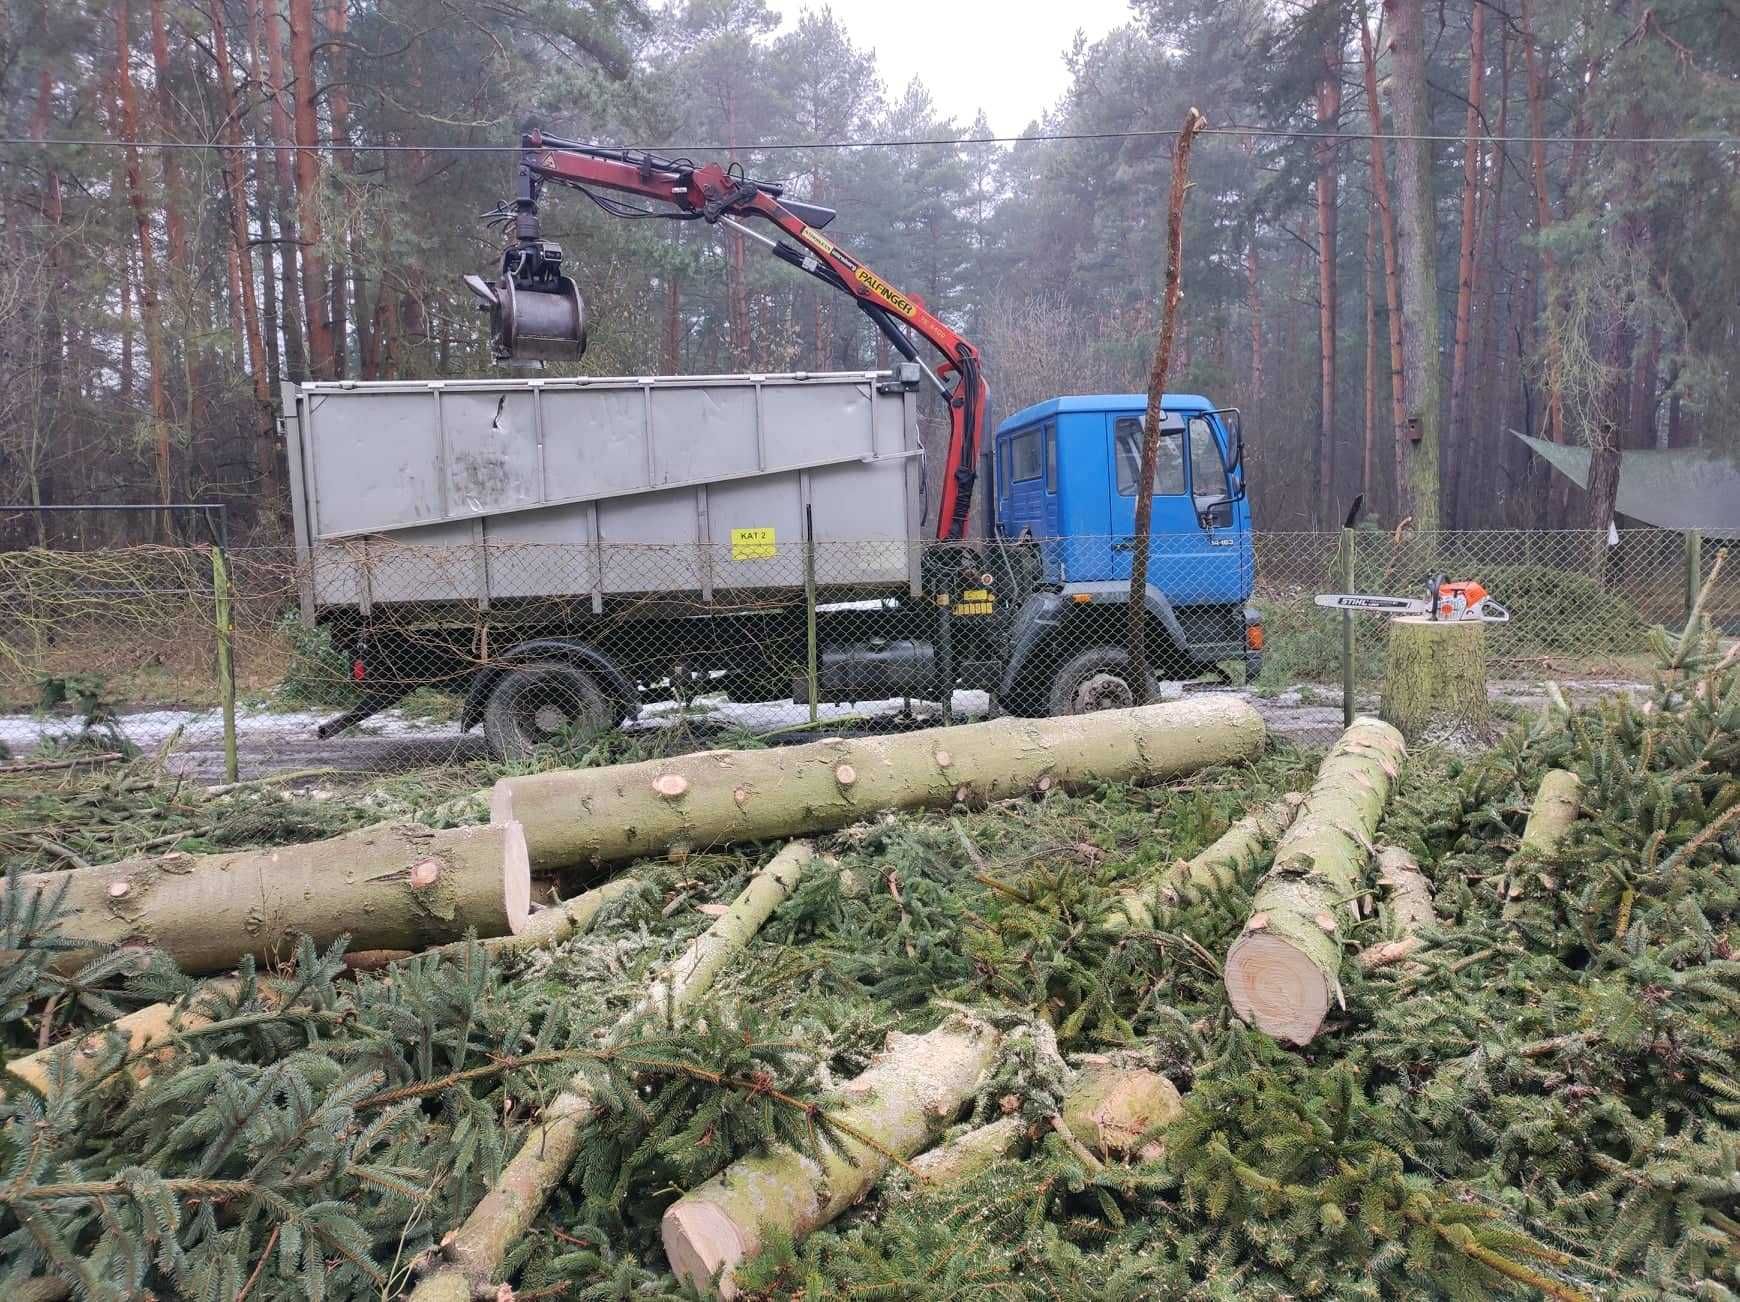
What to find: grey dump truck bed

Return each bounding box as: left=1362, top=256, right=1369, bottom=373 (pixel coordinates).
left=283, top=367, right=926, bottom=617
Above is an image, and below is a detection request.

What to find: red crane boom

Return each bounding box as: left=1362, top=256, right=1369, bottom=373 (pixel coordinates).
left=468, top=132, right=989, bottom=542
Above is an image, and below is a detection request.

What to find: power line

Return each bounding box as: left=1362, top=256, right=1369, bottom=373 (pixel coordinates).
left=0, top=124, right=1735, bottom=154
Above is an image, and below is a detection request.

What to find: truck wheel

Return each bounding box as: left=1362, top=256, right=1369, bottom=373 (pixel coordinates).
left=1045, top=646, right=1162, bottom=717
left=482, top=660, right=611, bottom=761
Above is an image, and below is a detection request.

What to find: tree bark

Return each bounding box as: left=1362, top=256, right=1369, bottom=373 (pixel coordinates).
left=325, top=0, right=350, bottom=378
left=27, top=822, right=530, bottom=975
left=1383, top=0, right=1444, bottom=532
left=1474, top=28, right=1513, bottom=528
left=492, top=696, right=1265, bottom=872
left=1380, top=617, right=1491, bottom=744
left=1104, top=791, right=1304, bottom=931
left=1358, top=1, right=1408, bottom=518
left=1446, top=2, right=1485, bottom=527
left=1225, top=717, right=1406, bottom=1046
left=1246, top=211, right=1264, bottom=410
left=113, top=0, right=174, bottom=536
left=410, top=841, right=813, bottom=1302
left=1519, top=0, right=1562, bottom=451
left=1126, top=107, right=1205, bottom=703
left=259, top=0, right=306, bottom=379
left=208, top=0, right=278, bottom=505
left=1502, top=769, right=1581, bottom=918
left=1355, top=845, right=1437, bottom=969
left=287, top=0, right=334, bottom=376
left=662, top=1012, right=1000, bottom=1299
left=1314, top=32, right=1342, bottom=528
left=1363, top=207, right=1377, bottom=503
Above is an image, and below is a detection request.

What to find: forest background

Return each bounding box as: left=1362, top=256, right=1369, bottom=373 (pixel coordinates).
left=2, top=0, right=1737, bottom=545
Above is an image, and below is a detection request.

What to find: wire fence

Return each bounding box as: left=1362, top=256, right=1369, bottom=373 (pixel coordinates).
left=1, top=528, right=1731, bottom=780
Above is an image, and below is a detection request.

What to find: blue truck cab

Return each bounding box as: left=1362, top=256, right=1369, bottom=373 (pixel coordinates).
left=988, top=394, right=1261, bottom=713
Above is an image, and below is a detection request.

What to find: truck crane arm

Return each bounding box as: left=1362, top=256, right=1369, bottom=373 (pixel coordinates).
left=466, top=131, right=989, bottom=542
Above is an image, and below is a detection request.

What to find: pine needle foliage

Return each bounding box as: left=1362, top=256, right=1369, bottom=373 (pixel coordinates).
left=5, top=642, right=1740, bottom=1298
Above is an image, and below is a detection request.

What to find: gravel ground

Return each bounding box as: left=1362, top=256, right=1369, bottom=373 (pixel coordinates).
left=0, top=677, right=1648, bottom=785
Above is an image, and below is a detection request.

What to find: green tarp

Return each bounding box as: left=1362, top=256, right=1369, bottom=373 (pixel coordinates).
left=1513, top=433, right=1740, bottom=532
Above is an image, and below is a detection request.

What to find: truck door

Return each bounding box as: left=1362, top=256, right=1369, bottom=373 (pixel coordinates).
left=1105, top=413, right=1194, bottom=592
left=1105, top=412, right=1244, bottom=606
left=1184, top=414, right=1251, bottom=605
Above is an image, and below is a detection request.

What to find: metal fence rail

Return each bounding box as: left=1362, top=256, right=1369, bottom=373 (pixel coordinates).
left=2, top=528, right=1730, bottom=778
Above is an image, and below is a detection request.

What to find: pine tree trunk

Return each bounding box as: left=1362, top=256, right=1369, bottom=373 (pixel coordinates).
left=492, top=697, right=1265, bottom=872
left=1446, top=2, right=1485, bottom=528
left=410, top=841, right=813, bottom=1302
left=1363, top=211, right=1377, bottom=503
left=1519, top=0, right=1562, bottom=454
left=28, top=822, right=531, bottom=976
left=209, top=0, right=279, bottom=506
left=1225, top=717, right=1406, bottom=1046
left=1380, top=617, right=1490, bottom=744
left=1502, top=769, right=1581, bottom=917
left=1473, top=29, right=1512, bottom=529
left=287, top=0, right=333, bottom=376
left=662, top=1012, right=1000, bottom=1299
left=1246, top=213, right=1264, bottom=409
left=1314, top=45, right=1341, bottom=528
left=1358, top=2, right=1409, bottom=520
left=326, top=0, right=350, bottom=379
left=1104, top=792, right=1304, bottom=931
left=1383, top=0, right=1444, bottom=533
left=112, top=0, right=174, bottom=535
left=260, top=0, right=306, bottom=379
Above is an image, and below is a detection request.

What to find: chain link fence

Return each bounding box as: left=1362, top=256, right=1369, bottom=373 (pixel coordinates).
left=2, top=528, right=1731, bottom=779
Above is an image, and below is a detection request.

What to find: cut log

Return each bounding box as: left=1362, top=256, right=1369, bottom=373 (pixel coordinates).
left=409, top=840, right=812, bottom=1302
left=906, top=1115, right=1025, bottom=1186
left=1225, top=717, right=1406, bottom=1046
left=1104, top=792, right=1304, bottom=931
left=1501, top=769, right=1582, bottom=919
left=1355, top=846, right=1438, bottom=969
left=4, top=979, right=259, bottom=1099
left=906, top=1059, right=1183, bottom=1188
left=1380, top=616, right=1491, bottom=744
left=492, top=697, right=1266, bottom=871
left=26, top=822, right=531, bottom=976
left=661, top=1012, right=999, bottom=1299
left=1057, top=1057, right=1184, bottom=1159
left=419, top=874, right=639, bottom=964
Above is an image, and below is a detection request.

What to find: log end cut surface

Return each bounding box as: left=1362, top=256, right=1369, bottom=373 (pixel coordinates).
left=663, top=1199, right=752, bottom=1299
left=489, top=779, right=517, bottom=829
left=1225, top=931, right=1332, bottom=1046
left=502, top=819, right=532, bottom=935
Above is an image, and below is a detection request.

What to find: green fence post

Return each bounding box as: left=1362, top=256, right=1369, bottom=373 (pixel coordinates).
left=1339, top=526, right=1357, bottom=728
left=803, top=505, right=819, bottom=725
left=211, top=541, right=238, bottom=783
left=1685, top=528, right=1703, bottom=620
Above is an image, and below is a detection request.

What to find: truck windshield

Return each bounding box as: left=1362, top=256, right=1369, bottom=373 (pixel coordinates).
left=1113, top=416, right=1185, bottom=496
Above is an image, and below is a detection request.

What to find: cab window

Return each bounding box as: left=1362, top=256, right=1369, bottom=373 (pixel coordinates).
left=1011, top=428, right=1043, bottom=481
left=1044, top=422, right=1058, bottom=491
left=1114, top=416, right=1186, bottom=496
left=1188, top=416, right=1230, bottom=503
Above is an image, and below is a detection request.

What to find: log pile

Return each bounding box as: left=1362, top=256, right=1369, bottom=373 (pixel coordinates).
left=25, top=670, right=1721, bottom=1302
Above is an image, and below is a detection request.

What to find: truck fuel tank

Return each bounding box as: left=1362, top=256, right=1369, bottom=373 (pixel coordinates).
left=795, top=639, right=936, bottom=704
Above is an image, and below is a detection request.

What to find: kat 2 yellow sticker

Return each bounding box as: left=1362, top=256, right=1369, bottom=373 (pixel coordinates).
left=854, top=266, right=917, bottom=318
left=731, top=527, right=776, bottom=560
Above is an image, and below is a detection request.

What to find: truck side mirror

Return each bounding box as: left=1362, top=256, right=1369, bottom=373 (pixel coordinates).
left=1198, top=497, right=1234, bottom=529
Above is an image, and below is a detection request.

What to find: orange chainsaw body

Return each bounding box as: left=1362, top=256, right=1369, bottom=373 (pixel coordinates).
left=1435, top=580, right=1488, bottom=621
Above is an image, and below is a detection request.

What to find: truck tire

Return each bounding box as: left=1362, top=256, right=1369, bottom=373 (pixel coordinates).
left=482, top=660, right=612, bottom=761
left=1044, top=646, right=1163, bottom=718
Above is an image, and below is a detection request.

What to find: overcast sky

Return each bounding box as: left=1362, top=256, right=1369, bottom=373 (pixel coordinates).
left=766, top=0, right=1137, bottom=138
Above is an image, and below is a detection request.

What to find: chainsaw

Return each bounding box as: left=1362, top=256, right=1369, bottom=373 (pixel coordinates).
left=1313, top=574, right=1510, bottom=623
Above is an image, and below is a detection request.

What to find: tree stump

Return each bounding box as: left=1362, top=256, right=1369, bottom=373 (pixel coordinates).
left=1380, top=616, right=1490, bottom=745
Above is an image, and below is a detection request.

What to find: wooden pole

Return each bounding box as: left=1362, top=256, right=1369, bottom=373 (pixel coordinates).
left=1126, top=106, right=1206, bottom=704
